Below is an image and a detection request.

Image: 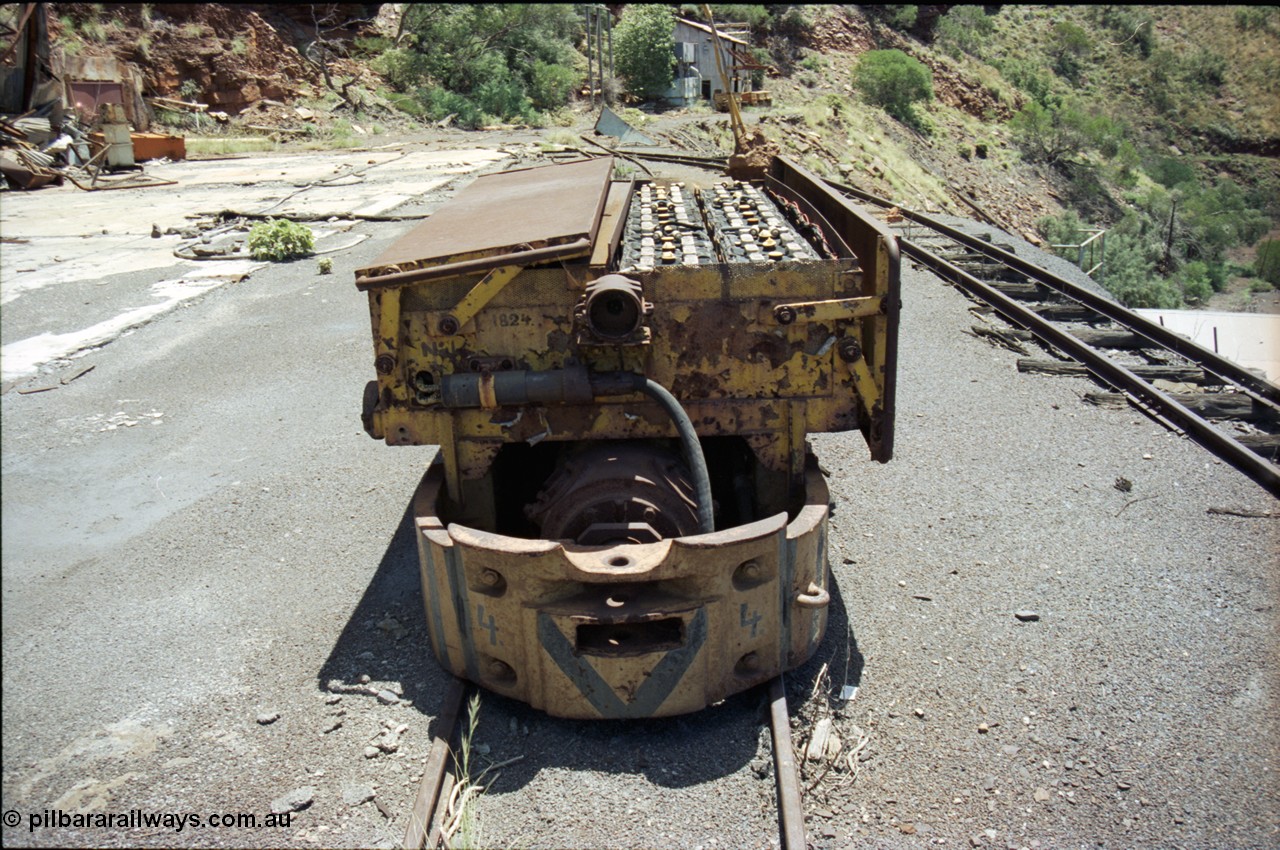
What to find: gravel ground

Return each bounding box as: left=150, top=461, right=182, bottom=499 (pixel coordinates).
left=800, top=261, right=1279, bottom=849
left=3, top=152, right=1276, bottom=850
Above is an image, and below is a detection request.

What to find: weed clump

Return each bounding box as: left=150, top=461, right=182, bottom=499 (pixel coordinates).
left=247, top=219, right=314, bottom=261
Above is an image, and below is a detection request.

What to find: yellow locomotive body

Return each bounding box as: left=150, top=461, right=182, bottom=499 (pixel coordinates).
left=357, top=155, right=899, bottom=718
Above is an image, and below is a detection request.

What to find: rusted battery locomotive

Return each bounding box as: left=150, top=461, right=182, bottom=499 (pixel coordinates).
left=356, top=155, right=898, bottom=719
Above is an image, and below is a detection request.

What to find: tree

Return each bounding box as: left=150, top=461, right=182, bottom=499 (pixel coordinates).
left=614, top=4, right=676, bottom=96
left=1009, top=99, right=1099, bottom=164
left=383, top=4, right=581, bottom=126
left=1048, top=20, right=1090, bottom=82
left=935, top=6, right=994, bottom=59
left=854, top=49, right=933, bottom=125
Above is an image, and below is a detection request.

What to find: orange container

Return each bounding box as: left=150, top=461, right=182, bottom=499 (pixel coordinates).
left=130, top=132, right=185, bottom=161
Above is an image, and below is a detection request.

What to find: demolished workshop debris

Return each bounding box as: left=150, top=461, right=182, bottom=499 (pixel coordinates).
left=1, top=4, right=180, bottom=192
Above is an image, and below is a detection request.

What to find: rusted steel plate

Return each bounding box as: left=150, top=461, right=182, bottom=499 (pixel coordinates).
left=363, top=157, right=614, bottom=277
left=411, top=460, right=832, bottom=719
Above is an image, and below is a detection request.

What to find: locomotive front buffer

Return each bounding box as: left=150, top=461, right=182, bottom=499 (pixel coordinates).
left=356, top=156, right=899, bottom=719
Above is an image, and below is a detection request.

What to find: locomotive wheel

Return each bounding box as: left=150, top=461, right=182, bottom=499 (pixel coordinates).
left=524, top=442, right=701, bottom=545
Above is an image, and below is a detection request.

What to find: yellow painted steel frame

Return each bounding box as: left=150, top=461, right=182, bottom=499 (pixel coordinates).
left=412, top=459, right=831, bottom=719
left=367, top=257, right=875, bottom=488
left=358, top=156, right=898, bottom=718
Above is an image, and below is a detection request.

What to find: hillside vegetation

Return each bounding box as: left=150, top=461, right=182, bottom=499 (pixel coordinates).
left=28, top=3, right=1280, bottom=310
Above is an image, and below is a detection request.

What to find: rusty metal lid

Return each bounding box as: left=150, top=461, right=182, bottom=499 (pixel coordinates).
left=359, top=157, right=614, bottom=280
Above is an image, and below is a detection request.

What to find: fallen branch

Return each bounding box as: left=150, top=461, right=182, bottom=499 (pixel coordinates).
left=1206, top=506, right=1276, bottom=519
left=1116, top=495, right=1159, bottom=517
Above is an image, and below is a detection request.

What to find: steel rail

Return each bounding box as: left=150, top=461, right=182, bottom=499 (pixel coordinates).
left=769, top=675, right=808, bottom=850
left=614, top=150, right=730, bottom=170
left=404, top=676, right=469, bottom=850
left=825, top=178, right=1280, bottom=412
left=403, top=674, right=809, bottom=849
left=902, top=238, right=1280, bottom=498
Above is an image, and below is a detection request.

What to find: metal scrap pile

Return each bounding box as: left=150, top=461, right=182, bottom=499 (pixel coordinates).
left=0, top=110, right=90, bottom=190
left=0, top=105, right=177, bottom=192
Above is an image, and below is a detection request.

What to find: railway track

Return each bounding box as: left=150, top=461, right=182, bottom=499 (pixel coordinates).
left=402, top=675, right=810, bottom=850
left=821, top=179, right=1280, bottom=498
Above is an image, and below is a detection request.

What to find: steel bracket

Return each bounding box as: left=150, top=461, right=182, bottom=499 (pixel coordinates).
left=431, top=264, right=524, bottom=336
left=770, top=295, right=882, bottom=325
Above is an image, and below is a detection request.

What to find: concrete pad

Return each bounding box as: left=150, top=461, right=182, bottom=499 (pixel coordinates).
left=1136, top=308, right=1280, bottom=382
left=1, top=147, right=508, bottom=297
left=1, top=261, right=263, bottom=382
left=0, top=145, right=511, bottom=381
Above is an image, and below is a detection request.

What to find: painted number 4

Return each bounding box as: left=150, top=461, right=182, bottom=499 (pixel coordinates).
left=739, top=603, right=762, bottom=637
left=477, top=603, right=499, bottom=645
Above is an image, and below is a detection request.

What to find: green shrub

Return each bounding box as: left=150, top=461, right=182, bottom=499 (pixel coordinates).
left=528, top=60, right=576, bottom=110
left=1107, top=139, right=1141, bottom=188
left=1174, top=260, right=1214, bottom=304
left=1038, top=209, right=1088, bottom=255
left=1147, top=155, right=1196, bottom=189
left=854, top=49, right=933, bottom=125
left=353, top=35, right=392, bottom=57
left=247, top=219, right=314, bottom=261
left=1183, top=48, right=1227, bottom=89
left=1009, top=100, right=1088, bottom=163
left=614, top=4, right=676, bottom=95
left=82, top=18, right=107, bottom=42
left=372, top=47, right=427, bottom=92
left=1236, top=7, right=1279, bottom=33
left=1257, top=239, right=1280, bottom=287
left=887, top=5, right=919, bottom=31
left=772, top=6, right=813, bottom=38
left=1103, top=234, right=1181, bottom=308
left=470, top=59, right=536, bottom=124
left=994, top=56, right=1056, bottom=106
left=419, top=86, right=482, bottom=129
left=935, top=6, right=994, bottom=59
left=1049, top=21, right=1091, bottom=82
left=388, top=4, right=579, bottom=121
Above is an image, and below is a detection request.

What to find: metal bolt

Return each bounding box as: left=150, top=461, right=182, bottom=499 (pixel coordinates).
left=774, top=305, right=796, bottom=325
left=740, top=560, right=761, bottom=581
left=374, top=354, right=396, bottom=375
left=739, top=651, right=760, bottom=671
left=837, top=337, right=863, bottom=363
left=487, top=659, right=513, bottom=678
left=438, top=316, right=460, bottom=335
left=479, top=569, right=501, bottom=587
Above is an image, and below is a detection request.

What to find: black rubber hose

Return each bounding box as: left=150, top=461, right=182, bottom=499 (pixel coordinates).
left=592, top=372, right=715, bottom=535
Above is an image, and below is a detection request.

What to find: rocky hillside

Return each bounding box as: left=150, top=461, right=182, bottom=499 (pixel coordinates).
left=46, top=3, right=389, bottom=113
